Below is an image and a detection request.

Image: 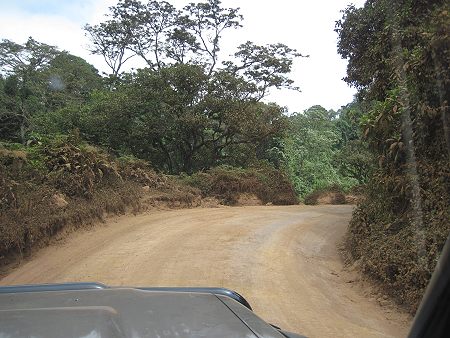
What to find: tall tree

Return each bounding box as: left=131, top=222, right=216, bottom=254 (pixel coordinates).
left=44, top=52, right=103, bottom=109
left=81, top=0, right=302, bottom=173
left=109, top=0, right=180, bottom=69
left=183, top=0, right=242, bottom=74
left=336, top=0, right=450, bottom=310
left=84, top=19, right=135, bottom=78
left=223, top=42, right=305, bottom=100
left=84, top=0, right=244, bottom=75
left=78, top=63, right=288, bottom=173
left=0, top=37, right=59, bottom=142
left=284, top=105, right=344, bottom=197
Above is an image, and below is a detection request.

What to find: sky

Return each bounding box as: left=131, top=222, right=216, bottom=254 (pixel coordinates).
left=0, top=0, right=366, bottom=113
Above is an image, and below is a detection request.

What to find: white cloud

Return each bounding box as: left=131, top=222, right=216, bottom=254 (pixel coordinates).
left=218, top=0, right=365, bottom=112
left=0, top=0, right=365, bottom=112
left=0, top=4, right=104, bottom=72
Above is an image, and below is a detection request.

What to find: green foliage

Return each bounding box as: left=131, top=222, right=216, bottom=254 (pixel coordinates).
left=284, top=104, right=367, bottom=199
left=0, top=38, right=60, bottom=142
left=1, top=1, right=303, bottom=176
left=85, top=0, right=244, bottom=74
left=337, top=0, right=450, bottom=312
left=334, top=140, right=373, bottom=185
left=43, top=52, right=102, bottom=110
left=66, top=64, right=289, bottom=174
left=0, top=38, right=102, bottom=143
left=84, top=0, right=304, bottom=96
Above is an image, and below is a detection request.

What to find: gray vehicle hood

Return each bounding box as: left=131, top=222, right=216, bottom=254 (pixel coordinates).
left=0, top=288, right=286, bottom=338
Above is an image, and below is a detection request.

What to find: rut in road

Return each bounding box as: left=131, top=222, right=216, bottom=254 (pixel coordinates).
left=0, top=205, right=411, bottom=338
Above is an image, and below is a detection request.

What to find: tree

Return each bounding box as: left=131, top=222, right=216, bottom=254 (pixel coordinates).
left=109, top=0, right=179, bottom=69
left=183, top=0, right=242, bottom=74
left=0, top=38, right=105, bottom=141
left=336, top=0, right=449, bottom=209
left=84, top=20, right=135, bottom=78
left=334, top=140, right=373, bottom=184
left=27, top=52, right=104, bottom=136
left=336, top=0, right=450, bottom=310
left=76, top=63, right=288, bottom=174
left=332, top=101, right=375, bottom=185
left=0, top=37, right=60, bottom=142
left=85, top=0, right=243, bottom=75
left=223, top=42, right=306, bottom=99
left=44, top=52, right=103, bottom=109
left=284, top=106, right=343, bottom=197
left=0, top=75, right=20, bottom=140
left=334, top=101, right=364, bottom=146
left=0, top=37, right=59, bottom=76
left=84, top=0, right=304, bottom=88
left=81, top=0, right=302, bottom=173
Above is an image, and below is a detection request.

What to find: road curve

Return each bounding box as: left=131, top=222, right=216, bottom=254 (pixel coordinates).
left=0, top=205, right=411, bottom=337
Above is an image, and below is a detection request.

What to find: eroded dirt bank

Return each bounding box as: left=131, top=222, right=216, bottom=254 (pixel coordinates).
left=0, top=205, right=412, bottom=337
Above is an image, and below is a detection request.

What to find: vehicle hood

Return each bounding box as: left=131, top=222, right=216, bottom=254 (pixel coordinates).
left=0, top=288, right=285, bottom=338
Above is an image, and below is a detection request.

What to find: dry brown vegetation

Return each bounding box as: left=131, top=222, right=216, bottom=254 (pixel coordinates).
left=345, top=161, right=450, bottom=313
left=0, top=140, right=297, bottom=269
left=304, top=185, right=348, bottom=205
left=335, top=0, right=450, bottom=314
left=180, top=165, right=298, bottom=206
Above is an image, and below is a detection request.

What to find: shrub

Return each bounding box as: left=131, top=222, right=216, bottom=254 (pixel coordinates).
left=304, top=184, right=347, bottom=205
left=183, top=165, right=298, bottom=205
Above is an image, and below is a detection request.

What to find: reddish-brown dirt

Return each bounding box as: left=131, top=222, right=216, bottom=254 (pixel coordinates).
left=0, top=205, right=412, bottom=337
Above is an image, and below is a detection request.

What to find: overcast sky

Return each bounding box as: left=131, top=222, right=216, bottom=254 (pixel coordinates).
left=0, top=0, right=365, bottom=113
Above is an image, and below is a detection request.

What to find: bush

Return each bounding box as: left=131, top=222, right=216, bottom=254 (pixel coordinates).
left=0, top=139, right=145, bottom=261
left=0, top=138, right=297, bottom=270
left=182, top=165, right=298, bottom=205
left=346, top=161, right=450, bottom=312
left=304, top=184, right=347, bottom=205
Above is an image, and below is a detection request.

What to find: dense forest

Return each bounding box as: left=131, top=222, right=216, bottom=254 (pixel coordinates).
left=0, top=0, right=448, bottom=313
left=336, top=0, right=449, bottom=310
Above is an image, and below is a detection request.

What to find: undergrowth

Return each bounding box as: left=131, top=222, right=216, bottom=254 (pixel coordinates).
left=346, top=161, right=450, bottom=313
left=180, top=164, right=298, bottom=206
left=0, top=138, right=297, bottom=267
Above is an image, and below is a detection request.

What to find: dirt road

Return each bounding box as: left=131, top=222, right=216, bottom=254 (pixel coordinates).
left=1, top=205, right=411, bottom=337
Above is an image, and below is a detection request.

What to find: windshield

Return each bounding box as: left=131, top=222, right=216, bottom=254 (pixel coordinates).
left=0, top=1, right=448, bottom=337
